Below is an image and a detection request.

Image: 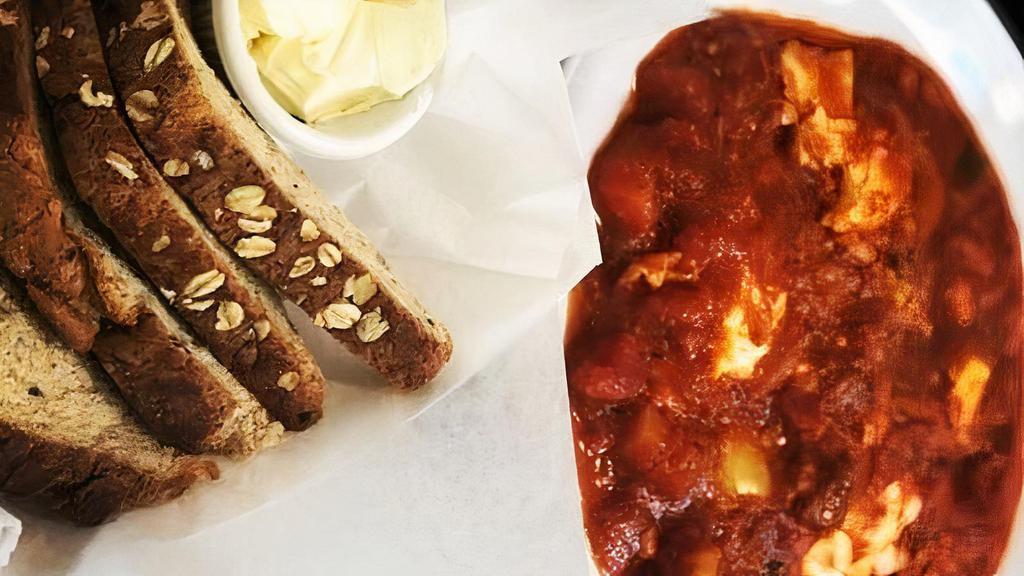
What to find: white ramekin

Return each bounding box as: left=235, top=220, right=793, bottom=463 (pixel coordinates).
left=211, top=0, right=441, bottom=160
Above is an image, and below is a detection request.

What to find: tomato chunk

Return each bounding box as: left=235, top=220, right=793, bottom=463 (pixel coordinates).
left=570, top=334, right=648, bottom=401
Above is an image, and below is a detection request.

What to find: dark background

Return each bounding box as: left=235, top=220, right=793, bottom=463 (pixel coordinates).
left=990, top=0, right=1024, bottom=55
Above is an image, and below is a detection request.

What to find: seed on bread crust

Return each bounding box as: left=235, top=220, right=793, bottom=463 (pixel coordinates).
left=235, top=236, right=277, bottom=259
left=125, top=89, right=159, bottom=122
left=104, top=151, right=138, bottom=180
left=277, top=372, right=299, bottom=392
left=248, top=205, right=278, bottom=223
left=193, top=150, right=215, bottom=171
left=159, top=287, right=177, bottom=303
left=35, top=56, right=49, bottom=78
left=238, top=218, right=272, bottom=234
left=151, top=234, right=170, bottom=253
left=80, top=80, right=114, bottom=108
left=356, top=308, right=390, bottom=343
left=215, top=301, right=244, bottom=331
left=225, top=185, right=266, bottom=215
left=315, top=302, right=361, bottom=330
left=300, top=219, right=320, bottom=242
left=311, top=276, right=327, bottom=287
left=60, top=26, right=75, bottom=39
left=317, top=243, right=342, bottom=268
left=343, top=273, right=378, bottom=306
left=184, top=299, right=214, bottom=312
left=143, top=36, right=175, bottom=73
left=163, top=159, right=190, bottom=177
left=35, top=26, right=49, bottom=50
left=253, top=319, right=271, bottom=342
left=181, top=269, right=225, bottom=300
left=289, top=256, right=316, bottom=279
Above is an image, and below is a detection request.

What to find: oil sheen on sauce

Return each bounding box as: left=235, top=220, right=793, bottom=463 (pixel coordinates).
left=565, top=13, right=1024, bottom=576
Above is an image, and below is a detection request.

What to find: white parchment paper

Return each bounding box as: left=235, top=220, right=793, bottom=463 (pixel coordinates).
left=5, top=0, right=1023, bottom=573
left=6, top=0, right=601, bottom=573
left=0, top=506, right=20, bottom=568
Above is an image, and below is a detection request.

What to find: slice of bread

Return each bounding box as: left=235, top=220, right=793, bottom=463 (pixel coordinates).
left=0, top=0, right=281, bottom=455
left=0, top=268, right=218, bottom=526
left=94, top=0, right=454, bottom=390
left=33, top=0, right=325, bottom=431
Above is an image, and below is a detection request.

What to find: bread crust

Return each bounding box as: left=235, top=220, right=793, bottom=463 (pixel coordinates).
left=0, top=0, right=277, bottom=454
left=34, top=0, right=324, bottom=430
left=0, top=423, right=218, bottom=526
left=94, top=0, right=453, bottom=389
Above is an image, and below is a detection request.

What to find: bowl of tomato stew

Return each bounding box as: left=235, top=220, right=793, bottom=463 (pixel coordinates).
left=565, top=12, right=1023, bottom=575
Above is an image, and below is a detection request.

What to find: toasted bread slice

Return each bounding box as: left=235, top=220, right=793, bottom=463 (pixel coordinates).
left=94, top=0, right=453, bottom=389
left=0, top=268, right=217, bottom=525
left=33, top=0, right=325, bottom=431
left=0, top=0, right=280, bottom=455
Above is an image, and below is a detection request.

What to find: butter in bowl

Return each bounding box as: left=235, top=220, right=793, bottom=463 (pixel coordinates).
left=214, top=0, right=447, bottom=159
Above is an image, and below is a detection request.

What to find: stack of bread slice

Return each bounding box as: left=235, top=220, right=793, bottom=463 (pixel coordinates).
left=0, top=269, right=218, bottom=526
left=0, top=0, right=452, bottom=525
left=94, top=0, right=453, bottom=389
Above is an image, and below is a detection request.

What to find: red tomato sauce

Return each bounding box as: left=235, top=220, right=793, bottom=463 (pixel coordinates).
left=565, top=13, right=1024, bottom=575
